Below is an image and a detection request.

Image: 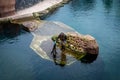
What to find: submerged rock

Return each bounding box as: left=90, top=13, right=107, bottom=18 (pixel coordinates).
left=22, top=20, right=39, bottom=32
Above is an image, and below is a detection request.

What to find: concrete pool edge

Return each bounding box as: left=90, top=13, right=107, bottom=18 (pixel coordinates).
left=0, top=0, right=71, bottom=23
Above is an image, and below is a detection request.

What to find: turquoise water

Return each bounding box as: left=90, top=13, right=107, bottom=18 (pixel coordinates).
left=46, top=0, right=120, bottom=79
left=0, top=0, right=120, bottom=80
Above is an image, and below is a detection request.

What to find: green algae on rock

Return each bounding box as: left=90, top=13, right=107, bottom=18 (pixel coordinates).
left=52, top=32, right=99, bottom=55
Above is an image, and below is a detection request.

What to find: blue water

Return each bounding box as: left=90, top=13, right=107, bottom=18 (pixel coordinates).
left=46, top=0, right=120, bottom=79
left=0, top=0, right=120, bottom=80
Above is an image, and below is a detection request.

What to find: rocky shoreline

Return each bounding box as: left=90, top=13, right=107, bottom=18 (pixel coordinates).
left=0, top=0, right=71, bottom=23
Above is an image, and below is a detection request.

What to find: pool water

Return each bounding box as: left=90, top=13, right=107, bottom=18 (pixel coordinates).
left=46, top=0, right=120, bottom=79
left=0, top=0, right=120, bottom=80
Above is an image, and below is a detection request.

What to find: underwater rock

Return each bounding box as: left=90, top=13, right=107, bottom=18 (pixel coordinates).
left=22, top=20, right=39, bottom=32
left=19, top=19, right=43, bottom=32
left=52, top=32, right=99, bottom=55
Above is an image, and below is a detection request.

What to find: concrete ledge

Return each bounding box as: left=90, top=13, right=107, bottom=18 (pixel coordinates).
left=0, top=0, right=70, bottom=23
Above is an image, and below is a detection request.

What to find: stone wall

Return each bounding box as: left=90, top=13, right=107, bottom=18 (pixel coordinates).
left=16, top=0, right=43, bottom=10
left=0, top=0, right=15, bottom=17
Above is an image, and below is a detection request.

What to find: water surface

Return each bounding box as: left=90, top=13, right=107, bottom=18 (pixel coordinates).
left=46, top=0, right=120, bottom=79
left=0, top=0, right=120, bottom=80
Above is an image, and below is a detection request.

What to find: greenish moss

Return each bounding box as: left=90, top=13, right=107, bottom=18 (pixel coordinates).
left=33, top=12, right=40, bottom=20
left=51, top=34, right=86, bottom=60
left=0, top=18, right=12, bottom=24
left=51, top=35, right=58, bottom=41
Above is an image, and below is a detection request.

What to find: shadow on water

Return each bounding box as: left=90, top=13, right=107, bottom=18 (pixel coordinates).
left=0, top=22, right=21, bottom=38
left=102, top=0, right=113, bottom=13
left=71, top=0, right=95, bottom=11
left=52, top=49, right=98, bottom=67
left=0, top=21, right=27, bottom=43
left=52, top=51, right=67, bottom=67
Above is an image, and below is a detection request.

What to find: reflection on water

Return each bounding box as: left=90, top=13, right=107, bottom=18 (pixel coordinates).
left=80, top=53, right=98, bottom=63
left=52, top=51, right=67, bottom=67
left=0, top=22, right=23, bottom=44
left=0, top=22, right=21, bottom=38
left=71, top=0, right=95, bottom=11
left=102, top=0, right=113, bottom=13
left=52, top=49, right=98, bottom=67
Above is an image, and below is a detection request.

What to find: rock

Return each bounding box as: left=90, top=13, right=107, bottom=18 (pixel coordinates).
left=62, top=0, right=70, bottom=4
left=22, top=20, right=40, bottom=32
left=84, top=37, right=99, bottom=55
left=52, top=32, right=99, bottom=55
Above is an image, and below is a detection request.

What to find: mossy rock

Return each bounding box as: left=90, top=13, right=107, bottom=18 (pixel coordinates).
left=52, top=32, right=99, bottom=55
left=52, top=34, right=86, bottom=54
left=51, top=34, right=87, bottom=60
